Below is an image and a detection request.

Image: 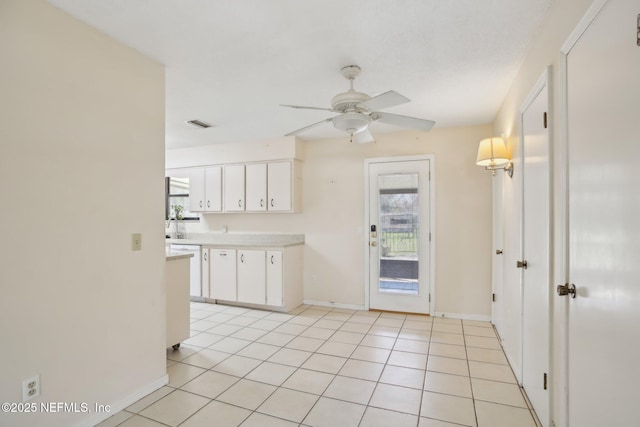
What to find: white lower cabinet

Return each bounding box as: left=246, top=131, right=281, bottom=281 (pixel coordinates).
left=201, top=249, right=210, bottom=298
left=210, top=249, right=237, bottom=301
left=237, top=250, right=266, bottom=304
left=203, top=245, right=302, bottom=311
left=266, top=251, right=283, bottom=306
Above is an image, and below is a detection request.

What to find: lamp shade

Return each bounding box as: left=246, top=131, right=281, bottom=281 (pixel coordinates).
left=476, top=137, right=510, bottom=166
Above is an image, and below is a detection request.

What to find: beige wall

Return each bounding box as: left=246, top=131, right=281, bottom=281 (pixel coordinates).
left=169, top=124, right=493, bottom=318
left=0, top=2, right=166, bottom=426
left=492, top=0, right=593, bottom=426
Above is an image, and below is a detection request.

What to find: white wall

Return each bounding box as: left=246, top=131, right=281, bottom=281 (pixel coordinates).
left=0, top=2, right=166, bottom=426
left=167, top=124, right=493, bottom=318
left=492, top=0, right=594, bottom=425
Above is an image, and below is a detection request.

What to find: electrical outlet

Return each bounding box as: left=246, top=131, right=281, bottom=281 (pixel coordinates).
left=131, top=233, right=142, bottom=251
left=23, top=375, right=40, bottom=402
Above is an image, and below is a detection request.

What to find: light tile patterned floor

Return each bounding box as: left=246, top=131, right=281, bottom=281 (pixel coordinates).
left=97, top=302, right=542, bottom=427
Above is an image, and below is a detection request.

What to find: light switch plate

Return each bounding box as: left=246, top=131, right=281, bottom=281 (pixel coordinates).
left=131, top=233, right=142, bottom=251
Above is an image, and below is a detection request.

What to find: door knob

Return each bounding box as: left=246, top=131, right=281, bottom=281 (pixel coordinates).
left=371, top=241, right=377, bottom=247
left=557, top=283, right=576, bottom=298
left=516, top=260, right=528, bottom=269
left=496, top=249, right=503, bottom=255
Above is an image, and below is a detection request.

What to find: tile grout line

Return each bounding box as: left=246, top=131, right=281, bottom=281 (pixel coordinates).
left=140, top=303, right=520, bottom=427
left=462, top=320, right=480, bottom=427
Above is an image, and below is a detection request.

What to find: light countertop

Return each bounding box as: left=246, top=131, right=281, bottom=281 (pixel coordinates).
left=166, top=233, right=304, bottom=248
left=165, top=251, right=195, bottom=261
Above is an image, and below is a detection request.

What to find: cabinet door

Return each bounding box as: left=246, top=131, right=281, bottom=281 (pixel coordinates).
left=210, top=249, right=237, bottom=301
left=245, top=163, right=267, bottom=212
left=201, top=248, right=210, bottom=298
left=237, top=250, right=266, bottom=304
left=267, top=161, right=292, bottom=211
left=224, top=165, right=245, bottom=212
left=266, top=251, right=283, bottom=306
left=184, top=167, right=206, bottom=212
left=204, top=166, right=222, bottom=212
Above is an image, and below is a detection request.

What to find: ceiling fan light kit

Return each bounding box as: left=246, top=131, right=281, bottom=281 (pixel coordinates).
left=282, top=65, right=435, bottom=143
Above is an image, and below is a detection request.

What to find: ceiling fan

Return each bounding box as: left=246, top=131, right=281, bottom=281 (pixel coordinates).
left=282, top=65, right=435, bottom=143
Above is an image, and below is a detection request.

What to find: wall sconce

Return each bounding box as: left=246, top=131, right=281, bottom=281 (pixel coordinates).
left=476, top=137, right=513, bottom=178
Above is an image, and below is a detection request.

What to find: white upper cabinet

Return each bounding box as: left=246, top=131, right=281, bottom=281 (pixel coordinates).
left=245, top=163, right=267, bottom=211
left=204, top=166, right=222, bottom=212
left=267, top=161, right=292, bottom=212
left=183, top=167, right=205, bottom=212
left=169, top=159, right=301, bottom=214
left=224, top=164, right=245, bottom=212
left=174, top=166, right=222, bottom=213
left=242, top=160, right=300, bottom=213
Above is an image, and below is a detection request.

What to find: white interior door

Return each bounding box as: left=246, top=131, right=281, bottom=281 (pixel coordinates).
left=521, top=73, right=550, bottom=426
left=566, top=1, right=640, bottom=425
left=367, top=158, right=431, bottom=314
left=492, top=172, right=505, bottom=337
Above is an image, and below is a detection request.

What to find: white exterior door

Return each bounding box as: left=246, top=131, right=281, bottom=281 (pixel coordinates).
left=566, top=1, right=640, bottom=425
left=367, top=158, right=431, bottom=314
left=520, top=72, right=550, bottom=426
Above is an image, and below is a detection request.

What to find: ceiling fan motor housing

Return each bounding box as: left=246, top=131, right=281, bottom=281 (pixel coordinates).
left=331, top=90, right=370, bottom=112
left=332, top=112, right=371, bottom=134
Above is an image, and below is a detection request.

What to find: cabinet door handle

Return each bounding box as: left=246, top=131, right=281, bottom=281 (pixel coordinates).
left=199, top=200, right=203, bottom=208
left=260, top=199, right=264, bottom=207
left=270, top=198, right=275, bottom=207
left=240, top=254, right=245, bottom=263
left=203, top=252, right=207, bottom=261
left=219, top=252, right=227, bottom=257
left=207, top=200, right=210, bottom=208
left=270, top=255, right=275, bottom=264
left=238, top=199, right=242, bottom=208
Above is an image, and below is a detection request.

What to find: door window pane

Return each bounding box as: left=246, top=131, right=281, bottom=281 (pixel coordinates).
left=378, top=174, right=419, bottom=294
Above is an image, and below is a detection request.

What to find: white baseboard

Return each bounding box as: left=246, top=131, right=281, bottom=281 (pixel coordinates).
left=433, top=312, right=492, bottom=322
left=303, top=299, right=366, bottom=311
left=73, top=374, right=169, bottom=427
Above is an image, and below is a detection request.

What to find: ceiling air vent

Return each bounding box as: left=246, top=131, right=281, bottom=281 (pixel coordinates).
left=187, top=119, right=213, bottom=129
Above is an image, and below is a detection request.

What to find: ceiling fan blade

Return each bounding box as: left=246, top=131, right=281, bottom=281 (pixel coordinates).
left=284, top=117, right=333, bottom=136
left=357, top=90, right=410, bottom=111
left=354, top=128, right=375, bottom=144
left=281, top=104, right=335, bottom=112
left=372, top=112, right=435, bottom=131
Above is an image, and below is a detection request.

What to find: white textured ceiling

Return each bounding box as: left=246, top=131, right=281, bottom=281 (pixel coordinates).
left=49, top=0, right=551, bottom=149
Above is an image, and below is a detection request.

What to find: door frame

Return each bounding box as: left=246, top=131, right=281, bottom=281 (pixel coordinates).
left=363, top=155, right=436, bottom=314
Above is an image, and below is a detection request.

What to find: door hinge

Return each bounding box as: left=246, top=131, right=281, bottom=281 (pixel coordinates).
left=543, top=372, right=548, bottom=390
left=492, top=293, right=496, bottom=302
left=543, top=112, right=548, bottom=129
